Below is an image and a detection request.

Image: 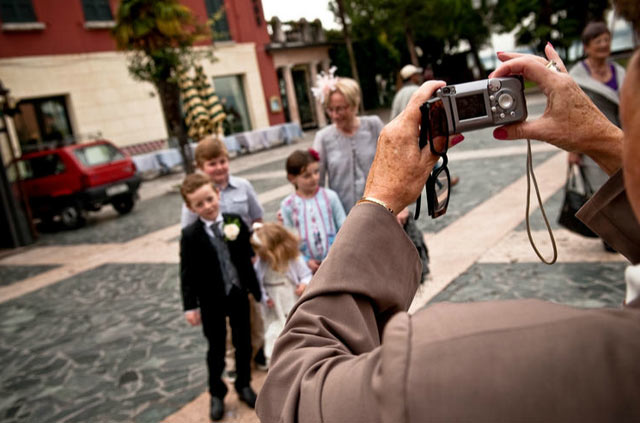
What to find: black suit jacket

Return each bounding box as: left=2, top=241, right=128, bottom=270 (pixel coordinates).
left=180, top=213, right=261, bottom=311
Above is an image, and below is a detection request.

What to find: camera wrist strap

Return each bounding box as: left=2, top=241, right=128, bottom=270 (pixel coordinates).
left=414, top=98, right=438, bottom=220
left=525, top=139, right=558, bottom=264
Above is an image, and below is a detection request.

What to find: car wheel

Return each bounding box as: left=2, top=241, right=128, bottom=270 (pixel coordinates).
left=60, top=204, right=85, bottom=229
left=112, top=194, right=135, bottom=215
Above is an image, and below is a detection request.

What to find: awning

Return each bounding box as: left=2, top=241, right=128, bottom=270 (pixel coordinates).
left=179, top=65, right=226, bottom=140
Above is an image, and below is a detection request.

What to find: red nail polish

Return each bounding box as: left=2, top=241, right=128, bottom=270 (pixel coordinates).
left=451, top=135, right=465, bottom=146
left=493, top=128, right=508, bottom=140
left=496, top=51, right=504, bottom=55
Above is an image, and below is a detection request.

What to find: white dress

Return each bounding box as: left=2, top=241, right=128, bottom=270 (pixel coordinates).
left=254, top=256, right=312, bottom=361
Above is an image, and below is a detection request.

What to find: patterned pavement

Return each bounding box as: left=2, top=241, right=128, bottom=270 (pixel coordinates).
left=0, top=97, right=630, bottom=422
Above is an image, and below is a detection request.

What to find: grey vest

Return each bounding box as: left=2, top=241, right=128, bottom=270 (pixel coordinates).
left=209, top=223, right=241, bottom=295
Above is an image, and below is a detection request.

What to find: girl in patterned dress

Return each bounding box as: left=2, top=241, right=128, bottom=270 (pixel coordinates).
left=280, top=150, right=346, bottom=274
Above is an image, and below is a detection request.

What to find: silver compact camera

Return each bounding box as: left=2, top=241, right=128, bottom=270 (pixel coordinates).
left=422, top=76, right=527, bottom=138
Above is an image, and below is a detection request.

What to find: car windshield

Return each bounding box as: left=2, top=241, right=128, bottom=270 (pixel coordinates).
left=73, top=144, right=124, bottom=167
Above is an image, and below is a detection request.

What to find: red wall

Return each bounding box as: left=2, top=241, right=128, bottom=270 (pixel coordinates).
left=0, top=0, right=119, bottom=57
left=222, top=0, right=285, bottom=125
left=0, top=0, right=285, bottom=125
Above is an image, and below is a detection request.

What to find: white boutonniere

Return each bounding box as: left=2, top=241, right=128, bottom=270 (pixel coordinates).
left=223, top=222, right=240, bottom=241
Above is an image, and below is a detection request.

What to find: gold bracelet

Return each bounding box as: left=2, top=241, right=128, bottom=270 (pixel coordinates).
left=357, top=196, right=394, bottom=214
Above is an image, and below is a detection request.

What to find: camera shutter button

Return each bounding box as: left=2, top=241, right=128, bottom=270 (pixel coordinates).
left=488, top=79, right=501, bottom=92
left=498, top=93, right=514, bottom=109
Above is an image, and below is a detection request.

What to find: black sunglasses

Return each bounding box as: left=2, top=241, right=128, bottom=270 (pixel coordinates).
left=414, top=98, right=451, bottom=219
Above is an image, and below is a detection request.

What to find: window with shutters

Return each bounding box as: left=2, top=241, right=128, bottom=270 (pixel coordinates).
left=81, top=0, right=113, bottom=22
left=204, top=0, right=231, bottom=41
left=0, top=0, right=37, bottom=23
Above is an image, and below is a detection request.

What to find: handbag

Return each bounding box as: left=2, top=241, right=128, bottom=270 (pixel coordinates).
left=557, top=164, right=598, bottom=238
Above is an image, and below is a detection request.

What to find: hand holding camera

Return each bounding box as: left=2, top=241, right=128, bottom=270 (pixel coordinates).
left=415, top=76, right=527, bottom=218
left=422, top=76, right=528, bottom=143
left=415, top=64, right=560, bottom=263
left=491, top=45, right=623, bottom=176
left=364, top=80, right=447, bottom=216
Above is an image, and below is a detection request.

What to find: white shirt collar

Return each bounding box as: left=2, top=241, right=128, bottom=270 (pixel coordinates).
left=200, top=214, right=223, bottom=227
left=220, top=175, right=237, bottom=190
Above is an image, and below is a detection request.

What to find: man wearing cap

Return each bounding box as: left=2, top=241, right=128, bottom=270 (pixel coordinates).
left=392, top=64, right=459, bottom=185
left=390, top=64, right=423, bottom=119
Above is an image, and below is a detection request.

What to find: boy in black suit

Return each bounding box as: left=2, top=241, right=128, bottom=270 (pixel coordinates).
left=180, top=173, right=262, bottom=421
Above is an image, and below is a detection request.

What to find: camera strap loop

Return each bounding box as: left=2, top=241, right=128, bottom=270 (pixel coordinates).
left=414, top=100, right=433, bottom=220
left=414, top=188, right=424, bottom=220
left=525, top=139, right=558, bottom=265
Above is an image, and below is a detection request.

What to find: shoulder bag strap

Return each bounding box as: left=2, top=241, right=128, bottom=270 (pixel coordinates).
left=576, top=164, right=595, bottom=196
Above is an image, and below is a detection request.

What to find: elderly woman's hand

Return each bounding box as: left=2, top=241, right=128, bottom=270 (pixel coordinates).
left=363, top=80, right=462, bottom=214
left=490, top=43, right=623, bottom=175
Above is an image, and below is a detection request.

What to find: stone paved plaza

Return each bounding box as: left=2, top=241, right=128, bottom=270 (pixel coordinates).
left=0, top=96, right=630, bottom=422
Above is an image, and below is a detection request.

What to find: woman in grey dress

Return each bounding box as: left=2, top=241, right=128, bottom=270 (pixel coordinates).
left=312, top=76, right=384, bottom=213
left=312, top=75, right=429, bottom=280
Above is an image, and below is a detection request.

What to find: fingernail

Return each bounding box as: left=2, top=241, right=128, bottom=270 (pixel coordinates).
left=493, top=128, right=508, bottom=140
left=547, top=41, right=554, bottom=49
left=451, top=135, right=465, bottom=146
left=496, top=51, right=504, bottom=55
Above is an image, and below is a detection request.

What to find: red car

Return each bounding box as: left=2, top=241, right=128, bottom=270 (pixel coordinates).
left=13, top=140, right=142, bottom=229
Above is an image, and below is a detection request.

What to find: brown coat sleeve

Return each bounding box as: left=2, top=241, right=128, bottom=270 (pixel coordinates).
left=397, top=299, right=640, bottom=422
left=257, top=203, right=640, bottom=423
left=256, top=203, right=421, bottom=423
left=577, top=169, right=640, bottom=264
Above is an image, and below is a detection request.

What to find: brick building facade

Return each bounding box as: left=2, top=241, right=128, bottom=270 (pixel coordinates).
left=0, top=0, right=285, bottom=156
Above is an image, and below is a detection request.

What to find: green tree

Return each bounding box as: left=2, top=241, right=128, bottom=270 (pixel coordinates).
left=334, top=0, right=362, bottom=98
left=326, top=29, right=401, bottom=109
left=327, top=0, right=491, bottom=106
left=112, top=0, right=211, bottom=173
left=330, top=0, right=446, bottom=66
left=430, top=0, right=492, bottom=77
left=326, top=0, right=409, bottom=108
left=492, top=0, right=611, bottom=59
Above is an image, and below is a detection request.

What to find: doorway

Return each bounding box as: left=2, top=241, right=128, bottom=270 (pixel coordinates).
left=292, top=66, right=317, bottom=129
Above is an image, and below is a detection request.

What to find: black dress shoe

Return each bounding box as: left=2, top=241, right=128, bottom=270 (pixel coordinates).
left=237, top=386, right=257, bottom=408
left=210, top=396, right=224, bottom=421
